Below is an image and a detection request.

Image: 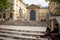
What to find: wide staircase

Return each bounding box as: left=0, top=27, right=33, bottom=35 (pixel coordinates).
left=0, top=19, right=48, bottom=27
left=0, top=25, right=47, bottom=40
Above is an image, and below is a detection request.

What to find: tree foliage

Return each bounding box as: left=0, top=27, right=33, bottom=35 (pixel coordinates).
left=0, top=0, right=10, bottom=11
left=46, top=0, right=60, bottom=3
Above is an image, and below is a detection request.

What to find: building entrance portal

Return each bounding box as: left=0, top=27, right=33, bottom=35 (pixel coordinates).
left=30, top=10, right=36, bottom=21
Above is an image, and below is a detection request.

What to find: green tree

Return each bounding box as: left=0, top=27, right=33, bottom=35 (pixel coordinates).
left=0, top=0, right=10, bottom=21
left=0, top=0, right=10, bottom=11
left=46, top=0, right=60, bottom=3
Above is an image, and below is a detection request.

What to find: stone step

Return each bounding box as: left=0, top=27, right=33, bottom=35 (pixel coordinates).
left=0, top=33, right=40, bottom=40
left=0, top=20, right=48, bottom=27
left=0, top=25, right=46, bottom=40
left=0, top=36, right=16, bottom=40
left=0, top=30, right=44, bottom=36
left=0, top=25, right=46, bottom=32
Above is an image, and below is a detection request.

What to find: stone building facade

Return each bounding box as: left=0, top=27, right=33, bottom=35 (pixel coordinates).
left=0, top=0, right=49, bottom=22
left=49, top=1, right=60, bottom=15
left=24, top=4, right=49, bottom=22
left=0, top=0, right=27, bottom=21
left=49, top=1, right=60, bottom=30
left=0, top=0, right=49, bottom=26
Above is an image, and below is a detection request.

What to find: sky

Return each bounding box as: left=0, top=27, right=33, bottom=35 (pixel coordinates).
left=23, top=0, right=49, bottom=7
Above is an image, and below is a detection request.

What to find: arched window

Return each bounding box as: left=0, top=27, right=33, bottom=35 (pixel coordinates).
left=10, top=13, right=13, bottom=18
left=44, top=19, right=46, bottom=22
left=3, top=13, right=6, bottom=19
left=41, top=19, right=46, bottom=22
left=30, top=10, right=36, bottom=21
left=0, top=14, right=1, bottom=18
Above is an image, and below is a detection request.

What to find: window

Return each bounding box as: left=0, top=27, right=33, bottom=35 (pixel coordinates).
left=44, top=19, right=46, bottom=22
left=30, top=10, right=36, bottom=21
left=41, top=19, right=46, bottom=22
left=3, top=13, right=6, bottom=19
left=41, top=19, right=43, bottom=22
left=10, top=13, right=13, bottom=18
left=0, top=14, right=1, bottom=18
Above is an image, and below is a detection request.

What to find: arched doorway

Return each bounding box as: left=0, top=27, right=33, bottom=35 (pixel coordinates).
left=30, top=10, right=36, bottom=21
left=3, top=13, right=6, bottom=19
left=0, top=14, right=1, bottom=18
left=10, top=13, right=13, bottom=18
